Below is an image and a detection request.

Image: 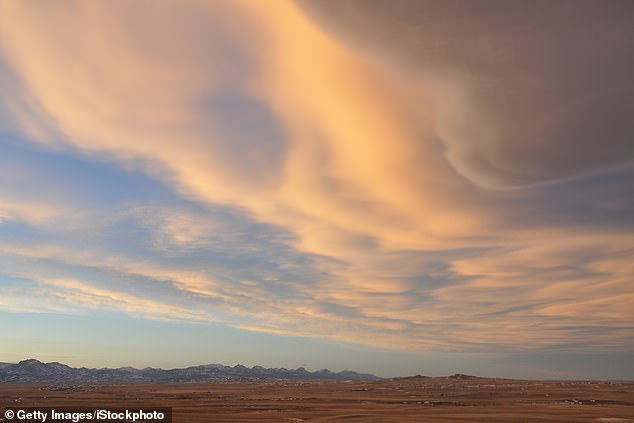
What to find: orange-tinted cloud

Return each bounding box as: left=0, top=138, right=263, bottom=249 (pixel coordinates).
left=0, top=0, right=632, bottom=354
left=297, top=0, right=634, bottom=189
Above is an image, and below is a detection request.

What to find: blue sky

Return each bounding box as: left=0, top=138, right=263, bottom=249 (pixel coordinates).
left=0, top=1, right=633, bottom=379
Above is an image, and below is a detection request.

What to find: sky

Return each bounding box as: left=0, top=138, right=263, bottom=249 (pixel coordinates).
left=0, top=0, right=633, bottom=379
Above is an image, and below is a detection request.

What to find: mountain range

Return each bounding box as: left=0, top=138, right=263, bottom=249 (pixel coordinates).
left=0, top=359, right=379, bottom=383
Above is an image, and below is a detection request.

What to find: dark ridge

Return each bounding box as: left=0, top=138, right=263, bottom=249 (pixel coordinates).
left=0, top=359, right=379, bottom=383
left=448, top=373, right=480, bottom=380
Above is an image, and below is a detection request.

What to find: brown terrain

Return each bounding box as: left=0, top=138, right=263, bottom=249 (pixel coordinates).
left=1, top=376, right=633, bottom=422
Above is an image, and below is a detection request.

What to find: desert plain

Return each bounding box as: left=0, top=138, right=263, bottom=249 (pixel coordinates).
left=1, top=376, right=633, bottom=423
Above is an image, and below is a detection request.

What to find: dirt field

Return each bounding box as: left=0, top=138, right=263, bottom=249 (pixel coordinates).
left=1, top=376, right=633, bottom=422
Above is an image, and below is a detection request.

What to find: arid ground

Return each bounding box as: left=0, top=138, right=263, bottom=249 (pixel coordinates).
left=1, top=377, right=633, bottom=422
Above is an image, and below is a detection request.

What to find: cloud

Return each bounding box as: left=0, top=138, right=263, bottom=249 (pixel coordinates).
left=0, top=0, right=632, bottom=355
left=296, top=0, right=634, bottom=189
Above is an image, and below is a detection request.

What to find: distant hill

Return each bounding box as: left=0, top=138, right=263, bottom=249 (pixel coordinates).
left=448, top=373, right=480, bottom=380
left=0, top=359, right=379, bottom=383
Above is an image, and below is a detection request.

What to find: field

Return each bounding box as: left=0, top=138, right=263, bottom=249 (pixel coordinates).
left=1, top=376, right=633, bottom=422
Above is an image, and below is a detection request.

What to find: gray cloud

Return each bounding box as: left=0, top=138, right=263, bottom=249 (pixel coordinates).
left=297, top=0, right=634, bottom=188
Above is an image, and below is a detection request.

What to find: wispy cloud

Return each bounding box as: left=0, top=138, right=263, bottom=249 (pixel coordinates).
left=297, top=0, right=634, bottom=189
left=0, top=0, right=632, bottom=361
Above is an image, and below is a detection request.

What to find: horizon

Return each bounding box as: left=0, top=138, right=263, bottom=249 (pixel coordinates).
left=1, top=1, right=633, bottom=382
left=6, top=358, right=634, bottom=382
left=4, top=357, right=377, bottom=374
